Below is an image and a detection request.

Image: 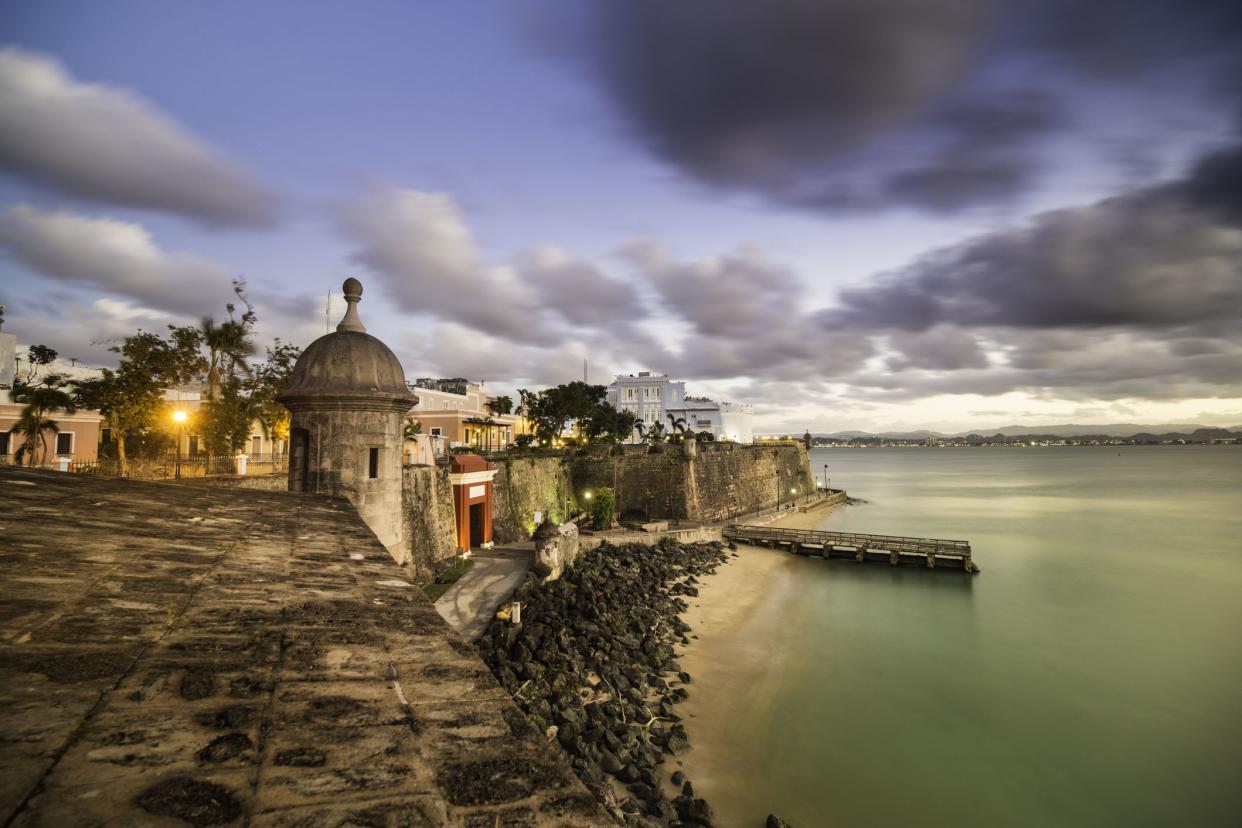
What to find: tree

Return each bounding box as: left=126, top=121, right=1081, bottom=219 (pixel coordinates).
left=200, top=280, right=257, bottom=401
left=486, top=395, right=514, bottom=416
left=589, top=487, right=615, bottom=530
left=73, top=326, right=205, bottom=474
left=11, top=374, right=76, bottom=465
left=666, top=413, right=687, bottom=443
left=16, top=344, right=58, bottom=384
left=582, top=404, right=637, bottom=445
left=645, top=421, right=667, bottom=446
left=517, top=382, right=607, bottom=444
left=404, top=418, right=422, bottom=440
left=246, top=339, right=300, bottom=451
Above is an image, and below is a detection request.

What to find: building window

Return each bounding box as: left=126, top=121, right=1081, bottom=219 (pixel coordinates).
left=430, top=427, right=442, bottom=437
left=368, top=447, right=380, bottom=479
left=56, top=432, right=73, bottom=456
left=188, top=436, right=200, bottom=455
left=252, top=436, right=261, bottom=455
left=0, top=431, right=9, bottom=456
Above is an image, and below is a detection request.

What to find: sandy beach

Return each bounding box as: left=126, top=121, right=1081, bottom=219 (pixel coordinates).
left=667, top=498, right=840, bottom=824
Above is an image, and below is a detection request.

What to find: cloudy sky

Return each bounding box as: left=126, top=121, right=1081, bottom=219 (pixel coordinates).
left=2, top=1, right=1240, bottom=433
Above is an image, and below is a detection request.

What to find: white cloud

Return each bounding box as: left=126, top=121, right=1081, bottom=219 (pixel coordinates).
left=0, top=47, right=277, bottom=226
left=0, top=205, right=238, bottom=314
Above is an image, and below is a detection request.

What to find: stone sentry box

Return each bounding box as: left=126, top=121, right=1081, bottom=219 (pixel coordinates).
left=278, top=278, right=416, bottom=562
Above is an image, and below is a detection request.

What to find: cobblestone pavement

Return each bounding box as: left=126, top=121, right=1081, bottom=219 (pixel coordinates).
left=0, top=466, right=609, bottom=827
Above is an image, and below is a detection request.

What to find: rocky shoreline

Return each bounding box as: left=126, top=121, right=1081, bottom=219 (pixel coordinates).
left=478, top=538, right=734, bottom=826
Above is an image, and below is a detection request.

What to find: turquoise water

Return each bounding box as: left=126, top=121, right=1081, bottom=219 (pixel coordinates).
left=697, top=446, right=1242, bottom=827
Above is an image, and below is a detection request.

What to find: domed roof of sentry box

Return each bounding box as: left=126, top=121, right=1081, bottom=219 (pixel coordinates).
left=277, top=278, right=416, bottom=411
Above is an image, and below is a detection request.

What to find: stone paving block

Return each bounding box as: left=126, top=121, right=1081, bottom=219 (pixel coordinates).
left=0, top=466, right=610, bottom=826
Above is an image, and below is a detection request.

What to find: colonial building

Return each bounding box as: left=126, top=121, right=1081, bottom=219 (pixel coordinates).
left=606, top=371, right=754, bottom=444
left=0, top=320, right=104, bottom=465
left=667, top=398, right=755, bottom=444
left=408, top=377, right=518, bottom=450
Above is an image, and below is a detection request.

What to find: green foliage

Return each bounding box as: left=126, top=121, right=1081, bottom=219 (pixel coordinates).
left=645, top=421, right=667, bottom=446
left=657, top=534, right=681, bottom=552
left=666, top=413, right=687, bottom=441
left=423, top=557, right=474, bottom=601
left=404, top=418, right=422, bottom=440
left=10, top=369, right=76, bottom=465
left=486, top=395, right=514, bottom=415
left=590, top=486, right=615, bottom=530
left=695, top=430, right=716, bottom=442
left=582, top=404, right=637, bottom=445
left=202, top=377, right=257, bottom=455
left=246, top=339, right=300, bottom=446
left=73, top=325, right=206, bottom=469
left=514, top=433, right=535, bottom=448
left=517, top=382, right=607, bottom=443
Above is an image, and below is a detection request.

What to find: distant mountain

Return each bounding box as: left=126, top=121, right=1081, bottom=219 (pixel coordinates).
left=975, top=423, right=1215, bottom=438
left=800, top=423, right=1238, bottom=440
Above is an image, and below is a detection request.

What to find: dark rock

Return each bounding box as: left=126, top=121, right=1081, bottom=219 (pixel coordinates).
left=767, top=815, right=794, bottom=828
left=135, top=776, right=242, bottom=826
left=274, top=747, right=326, bottom=767
left=195, top=733, right=253, bottom=764
left=670, top=770, right=685, bottom=786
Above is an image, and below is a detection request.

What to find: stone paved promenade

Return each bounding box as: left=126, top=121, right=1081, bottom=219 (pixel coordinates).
left=0, top=465, right=609, bottom=827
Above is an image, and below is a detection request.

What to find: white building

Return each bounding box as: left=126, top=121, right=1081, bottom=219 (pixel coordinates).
left=606, top=371, right=753, bottom=444
left=668, top=398, right=755, bottom=444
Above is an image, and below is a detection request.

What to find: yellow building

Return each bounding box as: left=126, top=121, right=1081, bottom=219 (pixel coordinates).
left=408, top=378, right=518, bottom=450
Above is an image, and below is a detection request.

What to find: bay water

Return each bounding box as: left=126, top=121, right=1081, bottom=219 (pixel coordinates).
left=682, top=446, right=1242, bottom=827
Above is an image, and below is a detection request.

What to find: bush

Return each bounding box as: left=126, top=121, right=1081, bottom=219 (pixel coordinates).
left=514, top=434, right=535, bottom=448
left=590, top=486, right=615, bottom=530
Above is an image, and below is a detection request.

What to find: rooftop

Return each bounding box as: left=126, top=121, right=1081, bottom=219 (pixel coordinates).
left=0, top=466, right=607, bottom=826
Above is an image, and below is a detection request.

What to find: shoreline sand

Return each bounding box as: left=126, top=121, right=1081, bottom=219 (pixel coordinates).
left=667, top=498, right=841, bottom=825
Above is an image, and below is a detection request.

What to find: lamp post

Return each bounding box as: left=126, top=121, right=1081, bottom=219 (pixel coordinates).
left=824, top=463, right=829, bottom=493
left=173, top=410, right=187, bottom=479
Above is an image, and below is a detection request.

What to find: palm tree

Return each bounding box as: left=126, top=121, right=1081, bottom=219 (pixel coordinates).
left=634, top=421, right=648, bottom=444
left=200, top=316, right=256, bottom=400
left=646, top=421, right=667, bottom=446
left=667, top=413, right=687, bottom=443
left=11, top=380, right=76, bottom=466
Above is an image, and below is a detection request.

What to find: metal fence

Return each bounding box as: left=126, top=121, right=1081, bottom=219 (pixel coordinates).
left=7, top=453, right=287, bottom=480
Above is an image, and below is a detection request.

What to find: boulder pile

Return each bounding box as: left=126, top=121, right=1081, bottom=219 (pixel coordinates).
left=479, top=538, right=731, bottom=826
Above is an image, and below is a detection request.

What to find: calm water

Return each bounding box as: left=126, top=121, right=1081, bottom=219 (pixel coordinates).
left=696, top=446, right=1242, bottom=827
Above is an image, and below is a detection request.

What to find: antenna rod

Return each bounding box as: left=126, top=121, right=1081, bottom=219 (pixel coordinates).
left=325, top=290, right=332, bottom=334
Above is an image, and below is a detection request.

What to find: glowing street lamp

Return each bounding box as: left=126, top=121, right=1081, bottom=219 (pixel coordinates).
left=583, top=491, right=593, bottom=501
left=173, top=410, right=187, bottom=479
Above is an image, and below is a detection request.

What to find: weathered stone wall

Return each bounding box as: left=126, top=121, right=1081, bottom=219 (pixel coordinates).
left=571, top=447, right=690, bottom=522
left=401, top=463, right=457, bottom=580
left=570, top=443, right=812, bottom=524
left=288, top=407, right=407, bottom=561
left=687, top=442, right=815, bottom=523
left=183, top=473, right=289, bottom=491
left=491, top=455, right=575, bottom=544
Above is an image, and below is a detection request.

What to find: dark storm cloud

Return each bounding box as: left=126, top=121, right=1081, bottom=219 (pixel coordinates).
left=570, top=0, right=1242, bottom=213
left=822, top=162, right=1242, bottom=333
left=0, top=48, right=278, bottom=228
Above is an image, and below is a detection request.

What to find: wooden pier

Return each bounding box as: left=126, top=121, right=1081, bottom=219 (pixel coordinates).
left=723, top=524, right=979, bottom=573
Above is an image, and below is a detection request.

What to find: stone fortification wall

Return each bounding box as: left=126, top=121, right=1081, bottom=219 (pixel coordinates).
left=491, top=455, right=575, bottom=544
left=183, top=473, right=289, bottom=492
left=571, top=447, right=689, bottom=522
left=688, top=442, right=815, bottom=523
left=571, top=443, right=812, bottom=523
left=401, top=463, right=457, bottom=579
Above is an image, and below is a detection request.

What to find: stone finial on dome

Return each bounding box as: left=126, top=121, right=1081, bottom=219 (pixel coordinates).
left=337, top=277, right=366, bottom=333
